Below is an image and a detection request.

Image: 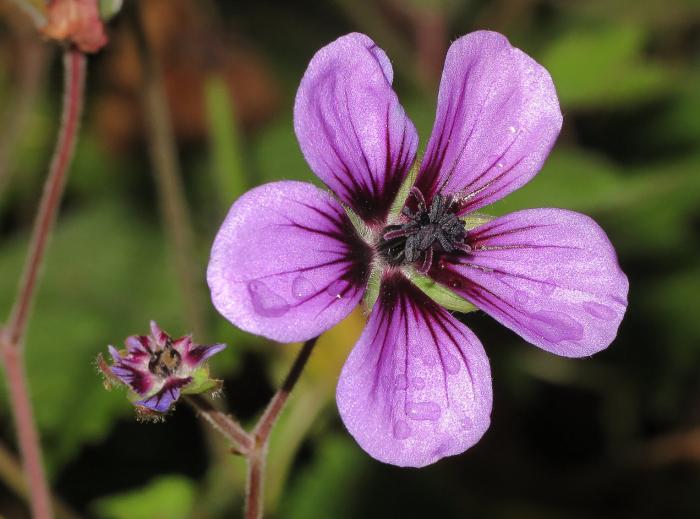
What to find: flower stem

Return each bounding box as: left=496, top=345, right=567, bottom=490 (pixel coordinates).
left=0, top=47, right=86, bottom=519
left=185, top=395, right=253, bottom=454
left=245, top=336, right=319, bottom=519
left=5, top=48, right=86, bottom=347
left=186, top=337, right=319, bottom=519
left=0, top=345, right=53, bottom=519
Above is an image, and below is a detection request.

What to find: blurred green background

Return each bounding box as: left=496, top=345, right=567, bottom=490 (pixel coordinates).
left=1, top=0, right=700, bottom=517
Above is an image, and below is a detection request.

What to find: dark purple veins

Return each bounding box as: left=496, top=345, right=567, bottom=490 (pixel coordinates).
left=378, top=188, right=470, bottom=273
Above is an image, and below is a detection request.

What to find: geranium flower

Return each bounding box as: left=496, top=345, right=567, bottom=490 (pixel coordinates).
left=207, top=31, right=628, bottom=467
left=100, top=321, right=226, bottom=414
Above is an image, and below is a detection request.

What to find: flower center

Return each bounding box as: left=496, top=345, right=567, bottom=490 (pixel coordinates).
left=148, top=339, right=182, bottom=377
left=378, top=188, right=469, bottom=274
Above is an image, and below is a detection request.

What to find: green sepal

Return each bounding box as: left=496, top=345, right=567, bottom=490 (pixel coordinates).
left=461, top=212, right=494, bottom=230
left=181, top=367, right=223, bottom=396
left=362, top=263, right=382, bottom=312
left=387, top=161, right=419, bottom=223
left=407, top=270, right=478, bottom=314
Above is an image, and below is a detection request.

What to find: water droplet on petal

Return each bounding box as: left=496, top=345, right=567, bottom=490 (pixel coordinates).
left=509, top=126, right=517, bottom=134
left=530, top=310, right=584, bottom=343
left=326, top=279, right=348, bottom=299
left=248, top=280, right=290, bottom=317
left=497, top=162, right=504, bottom=169
left=421, top=353, right=437, bottom=367
left=412, top=377, right=425, bottom=389
left=291, top=276, right=315, bottom=299
left=444, top=353, right=460, bottom=375
left=405, top=401, right=441, bottom=421
left=583, top=302, right=617, bottom=321
left=514, top=290, right=529, bottom=305
left=540, top=280, right=556, bottom=295
left=393, top=420, right=411, bottom=440
left=395, top=375, right=408, bottom=390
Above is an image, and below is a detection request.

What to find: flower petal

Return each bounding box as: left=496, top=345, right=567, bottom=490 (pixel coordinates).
left=431, top=209, right=628, bottom=357
left=110, top=361, right=153, bottom=396
left=336, top=274, right=492, bottom=467
left=414, top=31, right=562, bottom=211
left=208, top=181, right=371, bottom=343
left=136, top=377, right=191, bottom=413
left=184, top=343, right=226, bottom=368
left=294, top=33, right=418, bottom=225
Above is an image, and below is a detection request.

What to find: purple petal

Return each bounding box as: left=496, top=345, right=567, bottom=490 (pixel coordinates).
left=171, top=336, right=191, bottom=355
left=110, top=363, right=154, bottom=395
left=208, top=181, right=371, bottom=343
left=336, top=274, right=492, bottom=467
left=136, top=377, right=191, bottom=413
left=414, top=31, right=562, bottom=211
left=150, top=321, right=168, bottom=345
left=431, top=209, right=628, bottom=357
left=125, top=335, right=151, bottom=355
left=107, top=345, right=122, bottom=362
left=294, top=33, right=418, bottom=225
left=184, top=343, right=226, bottom=368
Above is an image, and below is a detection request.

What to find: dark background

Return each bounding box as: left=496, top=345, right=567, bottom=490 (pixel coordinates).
left=1, top=0, right=699, bottom=517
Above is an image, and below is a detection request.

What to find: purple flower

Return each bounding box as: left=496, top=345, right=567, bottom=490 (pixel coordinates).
left=207, top=31, right=629, bottom=467
left=101, top=321, right=226, bottom=414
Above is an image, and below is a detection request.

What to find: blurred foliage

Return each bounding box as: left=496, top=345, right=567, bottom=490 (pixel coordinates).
left=91, top=475, right=196, bottom=519
left=0, top=0, right=699, bottom=517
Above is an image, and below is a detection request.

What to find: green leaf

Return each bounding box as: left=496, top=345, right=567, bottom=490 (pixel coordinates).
left=92, top=475, right=196, bottom=519
left=541, top=24, right=674, bottom=108
left=253, top=115, right=317, bottom=185
left=204, top=76, right=248, bottom=212
left=281, top=435, right=368, bottom=519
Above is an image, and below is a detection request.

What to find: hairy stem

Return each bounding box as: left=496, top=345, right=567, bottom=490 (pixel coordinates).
left=132, top=4, right=206, bottom=337
left=0, top=48, right=86, bottom=519
left=245, top=337, right=319, bottom=519
left=5, top=48, right=86, bottom=347
left=185, top=395, right=253, bottom=454
left=186, top=337, right=319, bottom=519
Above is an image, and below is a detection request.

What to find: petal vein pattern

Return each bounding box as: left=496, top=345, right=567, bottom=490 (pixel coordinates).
left=431, top=209, right=629, bottom=357
left=337, top=275, right=492, bottom=467
left=294, top=33, right=418, bottom=225
left=207, top=181, right=371, bottom=343
left=415, top=31, right=562, bottom=211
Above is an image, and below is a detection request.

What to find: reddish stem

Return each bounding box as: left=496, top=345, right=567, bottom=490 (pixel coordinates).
left=0, top=346, right=53, bottom=519
left=185, top=395, right=253, bottom=454
left=245, top=337, right=318, bottom=519
left=0, top=47, right=86, bottom=519
left=6, top=48, right=86, bottom=346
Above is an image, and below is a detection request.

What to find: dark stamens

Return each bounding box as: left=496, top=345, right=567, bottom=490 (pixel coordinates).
left=378, top=191, right=469, bottom=272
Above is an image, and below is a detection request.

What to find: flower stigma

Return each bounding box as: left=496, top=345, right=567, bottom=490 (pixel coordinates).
left=378, top=187, right=470, bottom=274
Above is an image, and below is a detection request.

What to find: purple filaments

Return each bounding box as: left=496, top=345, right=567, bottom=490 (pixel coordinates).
left=379, top=188, right=469, bottom=273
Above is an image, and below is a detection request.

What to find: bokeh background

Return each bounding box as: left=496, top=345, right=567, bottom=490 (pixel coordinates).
left=1, top=0, right=700, bottom=517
